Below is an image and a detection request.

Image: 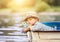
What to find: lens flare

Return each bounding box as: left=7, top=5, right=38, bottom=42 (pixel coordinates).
left=7, top=0, right=35, bottom=11
left=13, top=0, right=25, bottom=5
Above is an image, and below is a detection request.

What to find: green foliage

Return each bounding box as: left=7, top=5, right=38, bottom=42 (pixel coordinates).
left=34, top=1, right=54, bottom=12
left=53, top=6, right=60, bottom=12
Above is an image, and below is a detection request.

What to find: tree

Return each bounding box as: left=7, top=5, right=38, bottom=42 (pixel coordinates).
left=34, top=0, right=54, bottom=12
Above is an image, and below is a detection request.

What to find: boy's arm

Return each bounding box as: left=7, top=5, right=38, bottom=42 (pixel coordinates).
left=23, top=26, right=31, bottom=32
left=38, top=23, right=55, bottom=31
left=30, top=23, right=55, bottom=31
left=23, top=27, right=30, bottom=32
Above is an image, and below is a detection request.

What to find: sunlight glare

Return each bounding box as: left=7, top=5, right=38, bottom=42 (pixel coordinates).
left=13, top=0, right=25, bottom=5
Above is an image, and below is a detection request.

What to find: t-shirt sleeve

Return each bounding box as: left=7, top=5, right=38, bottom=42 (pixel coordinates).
left=40, top=23, right=54, bottom=31
left=30, top=22, right=54, bottom=31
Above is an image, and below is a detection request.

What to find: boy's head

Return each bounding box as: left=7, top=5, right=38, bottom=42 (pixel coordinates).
left=25, top=16, right=39, bottom=25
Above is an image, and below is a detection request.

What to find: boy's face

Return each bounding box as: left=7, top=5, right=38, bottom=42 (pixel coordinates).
left=27, top=18, right=38, bottom=25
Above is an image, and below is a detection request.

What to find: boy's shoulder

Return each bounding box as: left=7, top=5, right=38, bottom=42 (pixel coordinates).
left=35, top=22, right=42, bottom=25
left=34, top=22, right=44, bottom=26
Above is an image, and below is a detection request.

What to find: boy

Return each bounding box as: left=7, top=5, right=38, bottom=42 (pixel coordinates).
left=23, top=16, right=55, bottom=32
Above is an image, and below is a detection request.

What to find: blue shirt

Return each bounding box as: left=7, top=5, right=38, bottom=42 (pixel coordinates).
left=23, top=22, right=55, bottom=31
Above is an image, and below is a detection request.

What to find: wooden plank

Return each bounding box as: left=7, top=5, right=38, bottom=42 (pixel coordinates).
left=0, top=28, right=30, bottom=42
left=31, top=32, right=40, bottom=42
left=31, top=32, right=60, bottom=42
left=39, top=32, right=60, bottom=40
left=39, top=40, right=60, bottom=42
left=27, top=31, right=32, bottom=42
left=38, top=40, right=49, bottom=42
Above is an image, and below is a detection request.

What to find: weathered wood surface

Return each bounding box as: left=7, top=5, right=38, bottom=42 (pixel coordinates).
left=0, top=28, right=30, bottom=42
left=30, top=31, right=60, bottom=42
left=1, top=28, right=60, bottom=42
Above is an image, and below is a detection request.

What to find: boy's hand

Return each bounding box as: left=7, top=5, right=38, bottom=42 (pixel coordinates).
left=23, top=27, right=30, bottom=32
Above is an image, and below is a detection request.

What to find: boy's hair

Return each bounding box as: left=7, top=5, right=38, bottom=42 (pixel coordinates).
left=25, top=16, right=39, bottom=21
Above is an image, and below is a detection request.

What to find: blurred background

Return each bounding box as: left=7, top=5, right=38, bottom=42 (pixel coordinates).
left=0, top=0, right=60, bottom=27
left=0, top=0, right=60, bottom=12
